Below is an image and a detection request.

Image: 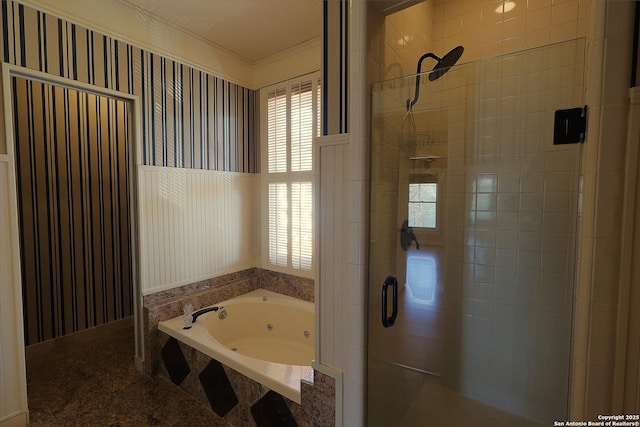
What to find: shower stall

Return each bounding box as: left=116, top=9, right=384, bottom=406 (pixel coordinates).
left=368, top=39, right=586, bottom=426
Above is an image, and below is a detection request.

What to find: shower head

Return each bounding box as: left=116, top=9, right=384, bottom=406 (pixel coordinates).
left=406, top=45, right=464, bottom=110
left=428, top=45, right=464, bottom=81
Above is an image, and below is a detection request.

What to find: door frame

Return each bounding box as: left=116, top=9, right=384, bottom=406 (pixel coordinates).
left=0, top=62, right=143, bottom=417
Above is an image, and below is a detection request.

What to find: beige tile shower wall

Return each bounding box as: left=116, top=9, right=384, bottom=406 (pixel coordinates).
left=440, top=41, right=585, bottom=423
left=138, top=166, right=258, bottom=295
left=368, top=2, right=432, bottom=83
left=382, top=1, right=435, bottom=80
left=431, top=0, right=588, bottom=63
left=371, top=0, right=588, bottom=82
left=371, top=0, right=589, bottom=420
left=369, top=93, right=405, bottom=291
left=368, top=39, right=584, bottom=421
left=370, top=42, right=585, bottom=420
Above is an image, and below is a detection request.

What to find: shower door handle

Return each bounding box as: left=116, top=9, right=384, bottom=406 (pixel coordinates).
left=381, top=276, right=398, bottom=328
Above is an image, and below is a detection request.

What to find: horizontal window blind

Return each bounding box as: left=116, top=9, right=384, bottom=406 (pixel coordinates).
left=262, top=73, right=319, bottom=275
left=268, top=182, right=288, bottom=267
left=291, top=181, right=313, bottom=270
left=291, top=81, right=313, bottom=172
left=267, top=88, right=287, bottom=173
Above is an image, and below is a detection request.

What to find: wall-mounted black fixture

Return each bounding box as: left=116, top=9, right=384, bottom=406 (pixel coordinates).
left=407, top=46, right=464, bottom=111
left=553, top=106, right=587, bottom=145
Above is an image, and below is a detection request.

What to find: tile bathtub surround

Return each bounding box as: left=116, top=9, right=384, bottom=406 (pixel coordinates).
left=147, top=269, right=331, bottom=426
left=259, top=269, right=315, bottom=302
left=157, top=331, right=329, bottom=427
left=143, top=267, right=261, bottom=307
left=143, top=267, right=261, bottom=375
left=300, top=370, right=337, bottom=427
left=143, top=267, right=315, bottom=375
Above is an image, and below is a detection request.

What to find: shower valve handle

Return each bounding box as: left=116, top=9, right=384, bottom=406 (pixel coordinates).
left=381, top=276, right=398, bottom=328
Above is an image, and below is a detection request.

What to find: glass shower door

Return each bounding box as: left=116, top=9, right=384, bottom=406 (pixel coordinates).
left=368, top=39, right=586, bottom=426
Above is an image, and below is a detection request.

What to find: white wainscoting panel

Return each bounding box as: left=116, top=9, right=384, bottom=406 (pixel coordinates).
left=0, top=158, right=28, bottom=424
left=316, top=136, right=350, bottom=369
left=139, top=166, right=258, bottom=295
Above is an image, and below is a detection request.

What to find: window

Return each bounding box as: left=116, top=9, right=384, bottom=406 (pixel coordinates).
left=409, top=182, right=437, bottom=228
left=262, top=74, right=319, bottom=275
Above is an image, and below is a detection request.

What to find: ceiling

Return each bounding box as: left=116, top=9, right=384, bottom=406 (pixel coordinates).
left=121, top=0, right=323, bottom=63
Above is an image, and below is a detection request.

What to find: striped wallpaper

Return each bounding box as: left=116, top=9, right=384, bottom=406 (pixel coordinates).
left=1, top=1, right=260, bottom=344
left=323, top=0, right=348, bottom=135
left=12, top=76, right=133, bottom=346
left=1, top=0, right=257, bottom=172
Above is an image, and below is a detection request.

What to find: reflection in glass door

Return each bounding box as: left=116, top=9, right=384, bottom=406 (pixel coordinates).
left=368, top=39, right=586, bottom=426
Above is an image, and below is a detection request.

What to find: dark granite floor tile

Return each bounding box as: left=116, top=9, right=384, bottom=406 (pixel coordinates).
left=27, top=322, right=229, bottom=427
left=24, top=401, right=57, bottom=427
left=51, top=393, right=141, bottom=427
left=120, top=376, right=229, bottom=426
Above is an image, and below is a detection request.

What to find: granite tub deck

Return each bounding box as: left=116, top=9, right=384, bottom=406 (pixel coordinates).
left=143, top=268, right=314, bottom=376
left=159, top=289, right=314, bottom=402
left=144, top=268, right=334, bottom=426
left=157, top=333, right=332, bottom=426
left=144, top=268, right=260, bottom=377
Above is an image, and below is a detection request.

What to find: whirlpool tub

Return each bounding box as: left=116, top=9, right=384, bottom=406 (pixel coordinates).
left=157, top=289, right=314, bottom=403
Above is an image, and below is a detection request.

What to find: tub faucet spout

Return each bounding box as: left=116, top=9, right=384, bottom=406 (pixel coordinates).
left=191, top=306, right=219, bottom=323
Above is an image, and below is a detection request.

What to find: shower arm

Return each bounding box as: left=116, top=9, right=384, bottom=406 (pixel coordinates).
left=406, top=52, right=440, bottom=111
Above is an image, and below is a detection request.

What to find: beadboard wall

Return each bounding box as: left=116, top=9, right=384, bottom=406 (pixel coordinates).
left=138, top=166, right=259, bottom=295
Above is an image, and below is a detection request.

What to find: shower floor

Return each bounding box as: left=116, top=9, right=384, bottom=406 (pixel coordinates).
left=369, top=358, right=545, bottom=427
left=369, top=246, right=548, bottom=426
left=401, top=378, right=545, bottom=427
left=26, top=318, right=226, bottom=426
